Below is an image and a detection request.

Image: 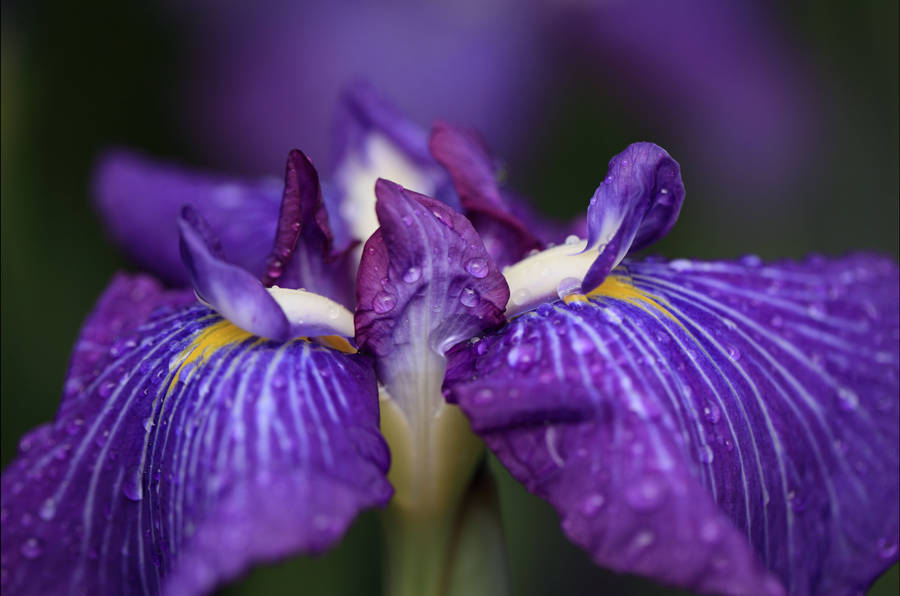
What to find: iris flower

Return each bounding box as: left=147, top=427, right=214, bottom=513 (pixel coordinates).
left=1, top=86, right=897, bottom=596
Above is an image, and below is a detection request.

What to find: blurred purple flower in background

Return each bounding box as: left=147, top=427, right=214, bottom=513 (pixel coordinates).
left=171, top=0, right=547, bottom=174
left=170, top=0, right=818, bottom=196
left=2, top=88, right=897, bottom=596
left=553, top=0, right=818, bottom=189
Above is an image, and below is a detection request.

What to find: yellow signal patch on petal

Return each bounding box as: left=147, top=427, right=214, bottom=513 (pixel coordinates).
left=566, top=274, right=676, bottom=321
left=170, top=319, right=257, bottom=388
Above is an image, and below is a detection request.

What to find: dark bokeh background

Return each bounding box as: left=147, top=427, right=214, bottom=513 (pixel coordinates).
left=1, top=1, right=897, bottom=594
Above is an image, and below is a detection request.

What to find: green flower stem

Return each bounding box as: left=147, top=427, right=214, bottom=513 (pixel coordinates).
left=382, top=504, right=456, bottom=596
left=381, top=464, right=511, bottom=596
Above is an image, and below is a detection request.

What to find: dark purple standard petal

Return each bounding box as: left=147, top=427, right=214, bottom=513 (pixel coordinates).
left=93, top=150, right=282, bottom=285
left=444, top=254, right=899, bottom=595
left=429, top=122, right=542, bottom=266
left=583, top=143, right=685, bottom=291
left=355, top=179, right=509, bottom=363
left=178, top=206, right=290, bottom=340
left=1, top=274, right=391, bottom=596
left=261, top=150, right=356, bottom=308
left=259, top=152, right=306, bottom=288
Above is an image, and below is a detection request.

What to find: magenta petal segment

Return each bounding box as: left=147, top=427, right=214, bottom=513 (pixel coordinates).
left=355, top=179, right=509, bottom=363
left=261, top=150, right=355, bottom=308
left=444, top=254, right=899, bottom=595
left=583, top=142, right=685, bottom=291
left=429, top=122, right=542, bottom=266
left=0, top=275, right=391, bottom=596
left=93, top=150, right=282, bottom=285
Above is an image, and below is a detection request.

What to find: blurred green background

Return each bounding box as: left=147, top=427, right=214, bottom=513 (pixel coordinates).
left=1, top=1, right=897, bottom=594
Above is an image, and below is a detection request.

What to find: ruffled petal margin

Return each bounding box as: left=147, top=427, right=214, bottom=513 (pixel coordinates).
left=1, top=274, right=391, bottom=595
left=444, top=254, right=899, bottom=595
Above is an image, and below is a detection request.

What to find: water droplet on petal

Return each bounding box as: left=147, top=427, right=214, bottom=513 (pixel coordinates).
left=122, top=466, right=144, bottom=502
left=602, top=308, right=623, bottom=324
left=581, top=494, right=605, bottom=516
left=506, top=342, right=538, bottom=371
left=626, top=476, right=666, bottom=511
left=401, top=215, right=413, bottom=226
left=511, top=288, right=532, bottom=307
left=473, top=388, right=494, bottom=404
left=402, top=267, right=421, bottom=283
left=571, top=335, right=595, bottom=355
left=698, top=445, right=715, bottom=463
left=787, top=489, right=807, bottom=512
left=629, top=530, right=655, bottom=551
left=556, top=277, right=582, bottom=300
left=725, top=344, right=741, bottom=361
left=700, top=519, right=721, bottom=543
left=20, top=537, right=43, bottom=559
left=98, top=381, right=116, bottom=398
left=836, top=387, right=859, bottom=411
left=877, top=537, right=899, bottom=559
left=38, top=498, right=56, bottom=521
left=459, top=287, right=479, bottom=308
left=564, top=234, right=581, bottom=245
left=739, top=254, right=762, bottom=267
left=431, top=209, right=451, bottom=227
left=669, top=259, right=693, bottom=272
left=807, top=303, right=826, bottom=320
left=65, top=418, right=84, bottom=435
left=465, top=258, right=489, bottom=279
left=703, top=401, right=721, bottom=424
left=372, top=292, right=396, bottom=314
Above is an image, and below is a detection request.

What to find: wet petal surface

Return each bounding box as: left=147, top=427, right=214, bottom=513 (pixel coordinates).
left=1, top=275, right=391, bottom=596
left=355, top=180, right=508, bottom=366
left=261, top=150, right=355, bottom=308
left=583, top=143, right=684, bottom=291
left=444, top=254, right=899, bottom=595
left=355, top=180, right=508, bottom=509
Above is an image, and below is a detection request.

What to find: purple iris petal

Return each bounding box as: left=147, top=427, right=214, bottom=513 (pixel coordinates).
left=60, top=274, right=196, bottom=417
left=429, top=122, right=542, bottom=266
left=333, top=81, right=434, bottom=171
left=355, top=179, right=509, bottom=364
left=93, top=150, right=282, bottom=285
left=178, top=205, right=290, bottom=340
left=583, top=142, right=684, bottom=292
left=327, top=84, right=457, bottom=252
left=1, top=274, right=391, bottom=596
left=444, top=254, right=899, bottom=594
left=261, top=150, right=355, bottom=308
